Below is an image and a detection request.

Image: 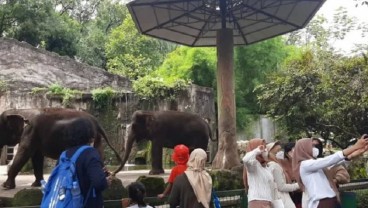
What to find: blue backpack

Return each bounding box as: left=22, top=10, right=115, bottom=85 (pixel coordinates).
left=41, top=145, right=92, bottom=208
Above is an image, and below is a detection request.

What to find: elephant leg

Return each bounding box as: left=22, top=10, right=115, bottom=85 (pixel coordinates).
left=3, top=145, right=34, bottom=189
left=149, top=141, right=164, bottom=175
left=31, top=150, right=44, bottom=187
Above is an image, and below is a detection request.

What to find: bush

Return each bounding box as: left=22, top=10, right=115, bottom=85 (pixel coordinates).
left=91, top=87, right=117, bottom=110
left=356, top=189, right=368, bottom=208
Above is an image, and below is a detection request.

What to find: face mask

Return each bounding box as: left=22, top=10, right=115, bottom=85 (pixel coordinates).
left=312, top=147, right=319, bottom=158
left=276, top=151, right=284, bottom=160
left=261, top=150, right=268, bottom=160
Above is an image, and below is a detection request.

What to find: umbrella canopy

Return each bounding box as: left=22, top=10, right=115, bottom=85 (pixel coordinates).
left=127, top=0, right=325, bottom=47
left=127, top=0, right=325, bottom=170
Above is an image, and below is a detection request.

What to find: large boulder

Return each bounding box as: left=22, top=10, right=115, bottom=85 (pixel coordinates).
left=103, top=177, right=127, bottom=200
left=136, top=176, right=165, bottom=197
left=12, top=188, right=42, bottom=207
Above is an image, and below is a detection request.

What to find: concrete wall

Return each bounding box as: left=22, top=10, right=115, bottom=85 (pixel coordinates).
left=0, top=84, right=216, bottom=165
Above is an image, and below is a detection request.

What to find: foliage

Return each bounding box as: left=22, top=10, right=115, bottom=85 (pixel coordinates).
left=154, top=46, right=216, bottom=88
left=234, top=37, right=289, bottom=130
left=133, top=76, right=189, bottom=100
left=0, top=80, right=7, bottom=92
left=106, top=14, right=175, bottom=80
left=356, top=189, right=368, bottom=208
left=76, top=1, right=127, bottom=68
left=31, top=87, right=48, bottom=94
left=46, top=84, right=81, bottom=106
left=257, top=49, right=368, bottom=145
left=0, top=0, right=81, bottom=57
left=91, top=87, right=117, bottom=110
left=347, top=157, right=368, bottom=180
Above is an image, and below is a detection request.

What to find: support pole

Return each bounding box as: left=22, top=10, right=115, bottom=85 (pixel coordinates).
left=211, top=28, right=240, bottom=169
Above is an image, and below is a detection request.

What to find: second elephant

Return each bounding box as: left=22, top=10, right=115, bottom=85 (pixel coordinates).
left=122, top=110, right=215, bottom=174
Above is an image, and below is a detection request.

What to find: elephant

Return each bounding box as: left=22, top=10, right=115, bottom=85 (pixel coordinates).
left=0, top=108, right=123, bottom=189
left=122, top=110, right=215, bottom=175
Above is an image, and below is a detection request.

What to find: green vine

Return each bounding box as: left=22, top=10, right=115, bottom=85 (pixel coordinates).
left=132, top=76, right=189, bottom=100
left=91, top=87, right=117, bottom=110
left=31, top=84, right=81, bottom=107
left=0, top=80, right=8, bottom=92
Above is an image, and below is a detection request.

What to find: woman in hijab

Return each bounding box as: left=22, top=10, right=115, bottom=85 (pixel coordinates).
left=242, top=138, right=275, bottom=208
left=267, top=141, right=299, bottom=208
left=279, top=142, right=303, bottom=208
left=169, top=148, right=212, bottom=208
left=293, top=135, right=368, bottom=208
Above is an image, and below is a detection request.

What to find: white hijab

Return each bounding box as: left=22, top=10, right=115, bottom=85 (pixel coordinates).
left=184, top=148, right=212, bottom=208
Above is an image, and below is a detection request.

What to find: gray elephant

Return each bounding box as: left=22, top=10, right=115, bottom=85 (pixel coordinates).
left=122, top=110, right=215, bottom=175
left=0, top=108, right=123, bottom=189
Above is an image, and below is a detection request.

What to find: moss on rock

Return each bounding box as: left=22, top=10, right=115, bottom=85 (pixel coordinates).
left=136, top=176, right=165, bottom=197
left=12, top=188, right=42, bottom=207
left=210, top=169, right=243, bottom=191
left=103, top=177, right=127, bottom=200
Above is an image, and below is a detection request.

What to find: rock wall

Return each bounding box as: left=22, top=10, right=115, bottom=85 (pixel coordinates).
left=0, top=84, right=216, bottom=164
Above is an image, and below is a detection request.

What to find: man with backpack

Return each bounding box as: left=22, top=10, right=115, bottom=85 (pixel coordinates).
left=41, top=117, right=112, bottom=208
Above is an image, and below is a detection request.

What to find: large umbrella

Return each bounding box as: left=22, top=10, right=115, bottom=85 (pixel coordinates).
left=127, top=0, right=325, bottom=169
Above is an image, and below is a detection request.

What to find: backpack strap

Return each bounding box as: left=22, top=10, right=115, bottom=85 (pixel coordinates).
left=71, top=145, right=93, bottom=163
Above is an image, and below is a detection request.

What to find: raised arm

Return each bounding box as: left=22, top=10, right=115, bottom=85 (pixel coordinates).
left=242, top=146, right=263, bottom=171
left=271, top=163, right=299, bottom=192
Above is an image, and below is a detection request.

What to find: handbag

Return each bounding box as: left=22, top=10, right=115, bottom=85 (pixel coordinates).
left=272, top=199, right=285, bottom=208
left=212, top=189, right=221, bottom=208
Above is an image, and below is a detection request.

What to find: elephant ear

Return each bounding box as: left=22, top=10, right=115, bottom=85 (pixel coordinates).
left=6, top=115, right=26, bottom=133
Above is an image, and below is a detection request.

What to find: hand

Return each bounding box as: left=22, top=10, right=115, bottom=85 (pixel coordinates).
left=103, top=166, right=112, bottom=177
left=157, top=193, right=165, bottom=199
left=354, top=134, right=368, bottom=149
left=106, top=176, right=113, bottom=186
left=347, top=145, right=368, bottom=160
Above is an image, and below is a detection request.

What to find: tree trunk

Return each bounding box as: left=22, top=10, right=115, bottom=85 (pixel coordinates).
left=211, top=28, right=240, bottom=169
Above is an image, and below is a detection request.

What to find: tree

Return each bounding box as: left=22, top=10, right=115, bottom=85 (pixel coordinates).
left=105, top=14, right=175, bottom=79
left=234, top=37, right=289, bottom=131
left=0, top=0, right=81, bottom=57
left=258, top=49, right=368, bottom=147
left=76, top=1, right=127, bottom=68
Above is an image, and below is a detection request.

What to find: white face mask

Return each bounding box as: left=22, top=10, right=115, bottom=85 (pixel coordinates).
left=261, top=150, right=268, bottom=160
left=276, top=151, right=284, bottom=160
left=312, top=147, right=319, bottom=158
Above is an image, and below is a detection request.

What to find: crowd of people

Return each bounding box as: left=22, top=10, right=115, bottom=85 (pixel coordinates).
left=244, top=135, right=368, bottom=208
left=53, top=117, right=368, bottom=208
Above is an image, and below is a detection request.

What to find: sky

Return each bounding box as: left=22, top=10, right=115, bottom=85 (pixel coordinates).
left=314, top=0, right=368, bottom=53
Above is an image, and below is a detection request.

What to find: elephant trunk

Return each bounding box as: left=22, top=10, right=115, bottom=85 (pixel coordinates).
left=120, top=130, right=135, bottom=173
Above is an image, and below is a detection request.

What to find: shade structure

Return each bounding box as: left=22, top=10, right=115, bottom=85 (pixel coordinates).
left=127, top=0, right=325, bottom=47
left=127, top=0, right=325, bottom=170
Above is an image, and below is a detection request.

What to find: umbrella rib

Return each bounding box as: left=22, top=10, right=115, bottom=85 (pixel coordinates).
left=142, top=5, right=205, bottom=34
left=191, top=11, right=214, bottom=46
left=230, top=13, right=248, bottom=45
left=129, top=0, right=199, bottom=7
left=241, top=2, right=301, bottom=29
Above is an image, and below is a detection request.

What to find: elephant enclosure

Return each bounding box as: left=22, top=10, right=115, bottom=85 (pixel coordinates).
left=0, top=38, right=216, bottom=167
left=0, top=87, right=216, bottom=167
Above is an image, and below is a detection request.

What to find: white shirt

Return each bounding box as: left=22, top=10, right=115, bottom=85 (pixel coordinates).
left=268, top=161, right=299, bottom=208
left=300, top=151, right=345, bottom=208
left=243, top=148, right=275, bottom=202
left=127, top=204, right=153, bottom=208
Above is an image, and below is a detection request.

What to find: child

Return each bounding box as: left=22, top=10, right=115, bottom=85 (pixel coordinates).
left=157, top=144, right=189, bottom=199
left=122, top=182, right=153, bottom=208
